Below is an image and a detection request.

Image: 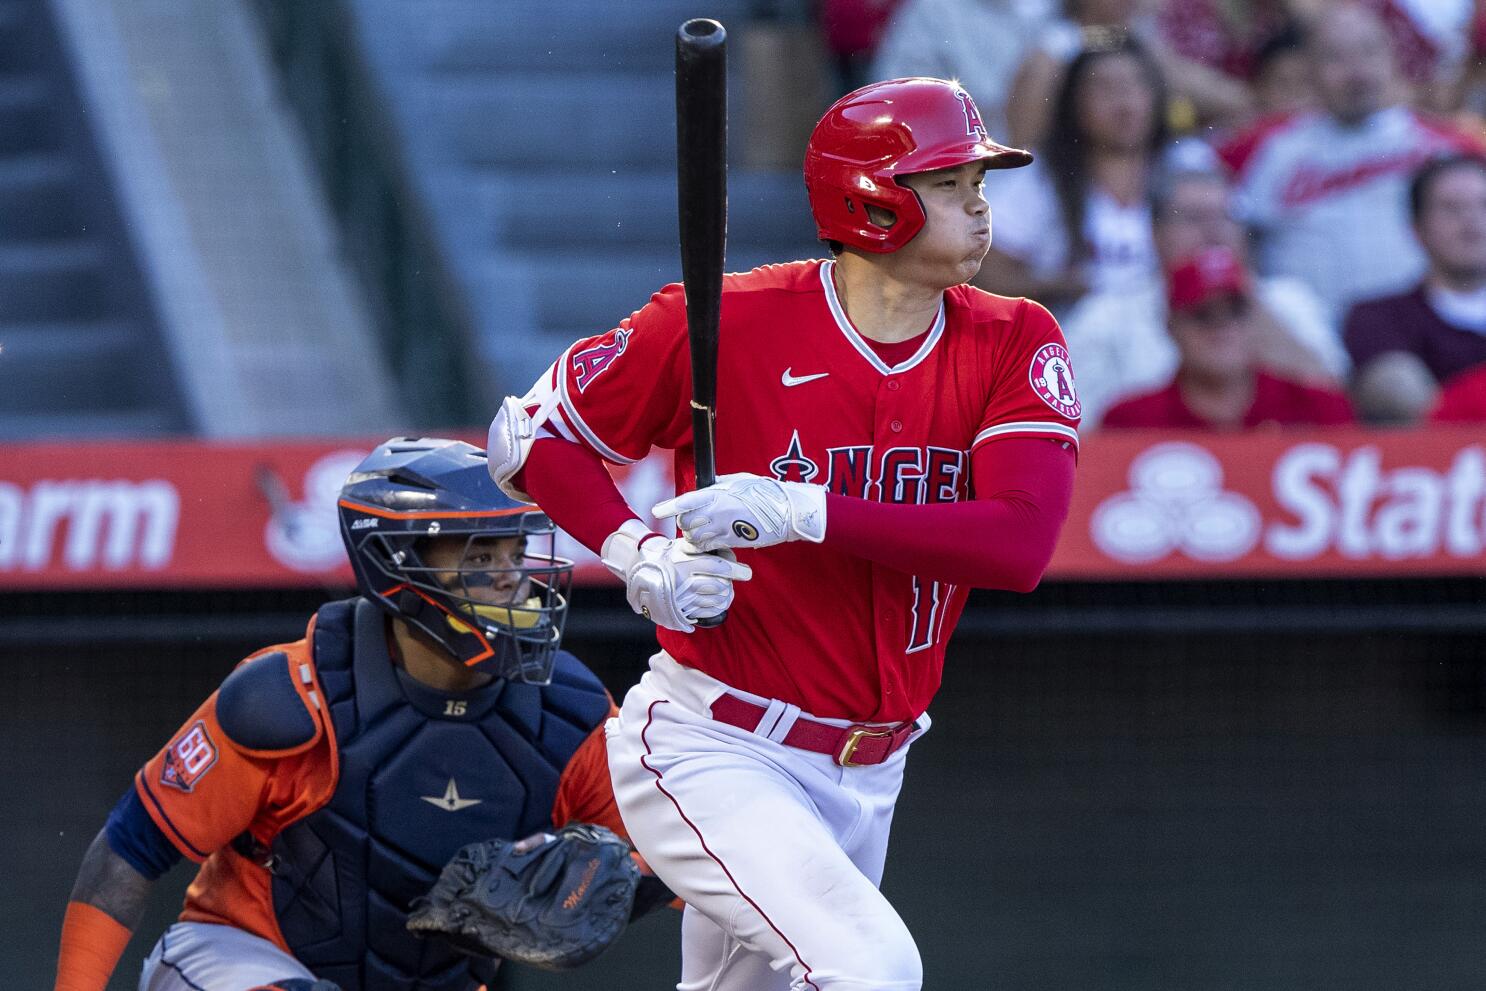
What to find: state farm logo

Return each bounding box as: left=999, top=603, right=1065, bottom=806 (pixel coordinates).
left=1091, top=443, right=1261, bottom=563
left=263, top=450, right=367, bottom=572
left=1091, top=440, right=1486, bottom=566
left=1267, top=443, right=1486, bottom=560
left=0, top=479, right=179, bottom=571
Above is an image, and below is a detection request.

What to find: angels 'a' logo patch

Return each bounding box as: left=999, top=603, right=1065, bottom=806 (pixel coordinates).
left=569, top=329, right=632, bottom=393
left=1028, top=343, right=1080, bottom=419
left=161, top=721, right=219, bottom=793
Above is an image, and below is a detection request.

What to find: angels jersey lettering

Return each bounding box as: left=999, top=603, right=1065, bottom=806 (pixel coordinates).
left=537, top=260, right=1078, bottom=722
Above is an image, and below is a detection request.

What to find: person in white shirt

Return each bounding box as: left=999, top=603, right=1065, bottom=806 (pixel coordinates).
left=1218, top=3, right=1484, bottom=323
left=1063, top=167, right=1345, bottom=427
left=978, top=32, right=1166, bottom=312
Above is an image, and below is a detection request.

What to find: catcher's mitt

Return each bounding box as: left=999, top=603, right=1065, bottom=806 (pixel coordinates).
left=406, top=823, right=640, bottom=971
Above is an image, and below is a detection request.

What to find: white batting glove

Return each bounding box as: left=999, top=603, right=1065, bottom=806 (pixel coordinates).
left=600, top=519, right=752, bottom=633
left=652, top=473, right=827, bottom=551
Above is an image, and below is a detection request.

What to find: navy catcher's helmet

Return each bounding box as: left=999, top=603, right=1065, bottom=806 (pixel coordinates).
left=338, top=437, right=571, bottom=684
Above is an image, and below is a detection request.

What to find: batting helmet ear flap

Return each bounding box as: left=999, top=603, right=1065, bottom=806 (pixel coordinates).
left=859, top=194, right=904, bottom=228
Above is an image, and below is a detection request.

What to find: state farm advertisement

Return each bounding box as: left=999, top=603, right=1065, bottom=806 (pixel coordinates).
left=0, top=428, right=1481, bottom=589
left=0, top=437, right=668, bottom=589
left=1055, top=426, right=1486, bottom=578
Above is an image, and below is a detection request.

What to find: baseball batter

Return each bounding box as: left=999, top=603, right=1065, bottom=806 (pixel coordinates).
left=488, top=77, right=1080, bottom=990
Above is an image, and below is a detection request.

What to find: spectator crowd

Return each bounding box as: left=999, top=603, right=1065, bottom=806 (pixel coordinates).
left=813, top=0, right=1486, bottom=427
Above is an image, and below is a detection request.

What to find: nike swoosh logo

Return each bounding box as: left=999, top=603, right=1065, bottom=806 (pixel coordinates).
left=782, top=368, right=829, bottom=387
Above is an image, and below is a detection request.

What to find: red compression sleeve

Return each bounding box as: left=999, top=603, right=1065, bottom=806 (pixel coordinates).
left=822, top=436, right=1075, bottom=591
left=516, top=436, right=639, bottom=554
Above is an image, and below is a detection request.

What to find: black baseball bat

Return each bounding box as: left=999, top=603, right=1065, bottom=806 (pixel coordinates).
left=675, top=17, right=726, bottom=491
left=676, top=18, right=728, bottom=627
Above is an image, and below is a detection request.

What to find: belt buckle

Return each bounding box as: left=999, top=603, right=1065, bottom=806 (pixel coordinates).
left=836, top=725, right=894, bottom=767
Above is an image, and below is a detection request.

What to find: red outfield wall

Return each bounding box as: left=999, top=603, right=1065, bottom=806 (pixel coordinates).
left=0, top=427, right=1481, bottom=589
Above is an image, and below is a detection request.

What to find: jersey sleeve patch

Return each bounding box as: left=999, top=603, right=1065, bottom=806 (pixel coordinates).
left=216, top=650, right=320, bottom=755
left=159, top=720, right=219, bottom=793
left=568, top=328, right=632, bottom=393
left=972, top=299, right=1081, bottom=453
left=551, top=283, right=693, bottom=463
left=1027, top=342, right=1081, bottom=420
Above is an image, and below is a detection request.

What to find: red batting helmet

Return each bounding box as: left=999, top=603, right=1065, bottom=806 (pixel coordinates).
left=804, top=77, right=1032, bottom=253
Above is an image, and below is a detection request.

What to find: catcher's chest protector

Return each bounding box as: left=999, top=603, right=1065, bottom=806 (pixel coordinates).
left=270, top=599, right=611, bottom=991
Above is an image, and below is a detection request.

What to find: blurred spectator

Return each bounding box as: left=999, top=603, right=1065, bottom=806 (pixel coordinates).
left=1288, top=0, right=1474, bottom=106
left=871, top=0, right=1056, bottom=137
left=1344, top=154, right=1486, bottom=422
left=978, top=33, right=1166, bottom=310
left=1156, top=0, right=1292, bottom=84
left=1460, top=7, right=1486, bottom=118
left=1102, top=248, right=1355, bottom=429
left=1359, top=0, right=1474, bottom=110
left=1005, top=0, right=1251, bottom=149
left=1005, top=0, right=1143, bottom=149
left=1219, top=3, right=1486, bottom=323
left=1251, top=23, right=1317, bottom=118
left=1064, top=167, right=1344, bottom=426
left=817, top=0, right=908, bottom=94
left=1431, top=363, right=1486, bottom=421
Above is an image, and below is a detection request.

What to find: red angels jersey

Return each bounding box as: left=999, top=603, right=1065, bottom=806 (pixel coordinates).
left=534, top=259, right=1079, bottom=722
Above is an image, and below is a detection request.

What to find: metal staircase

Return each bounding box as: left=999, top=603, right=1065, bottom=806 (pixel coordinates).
left=0, top=0, right=185, bottom=438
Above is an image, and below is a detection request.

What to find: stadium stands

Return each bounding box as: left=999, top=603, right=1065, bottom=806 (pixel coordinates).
left=0, top=0, right=185, bottom=438
left=344, top=0, right=823, bottom=397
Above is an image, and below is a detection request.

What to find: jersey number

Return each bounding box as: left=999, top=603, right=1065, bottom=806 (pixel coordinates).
left=160, top=720, right=219, bottom=793
left=175, top=725, right=216, bottom=775
left=908, top=577, right=946, bottom=653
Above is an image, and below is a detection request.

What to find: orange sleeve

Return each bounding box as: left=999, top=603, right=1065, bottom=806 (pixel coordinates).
left=54, top=901, right=131, bottom=991
left=134, top=692, right=274, bottom=863
left=549, top=706, right=627, bottom=840
left=549, top=706, right=678, bottom=906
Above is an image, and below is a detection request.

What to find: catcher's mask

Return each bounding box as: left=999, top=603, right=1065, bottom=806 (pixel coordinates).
left=338, top=437, right=572, bottom=684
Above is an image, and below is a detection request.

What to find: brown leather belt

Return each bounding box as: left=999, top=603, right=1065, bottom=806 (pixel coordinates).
left=708, top=693, right=917, bottom=767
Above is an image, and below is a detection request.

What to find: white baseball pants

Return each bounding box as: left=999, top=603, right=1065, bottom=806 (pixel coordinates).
left=607, top=651, right=930, bottom=991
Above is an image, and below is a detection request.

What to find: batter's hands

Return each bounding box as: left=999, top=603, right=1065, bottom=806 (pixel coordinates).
left=601, top=520, right=752, bottom=633
left=653, top=473, right=826, bottom=551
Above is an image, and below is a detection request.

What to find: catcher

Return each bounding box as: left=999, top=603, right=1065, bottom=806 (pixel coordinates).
left=54, top=438, right=669, bottom=991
